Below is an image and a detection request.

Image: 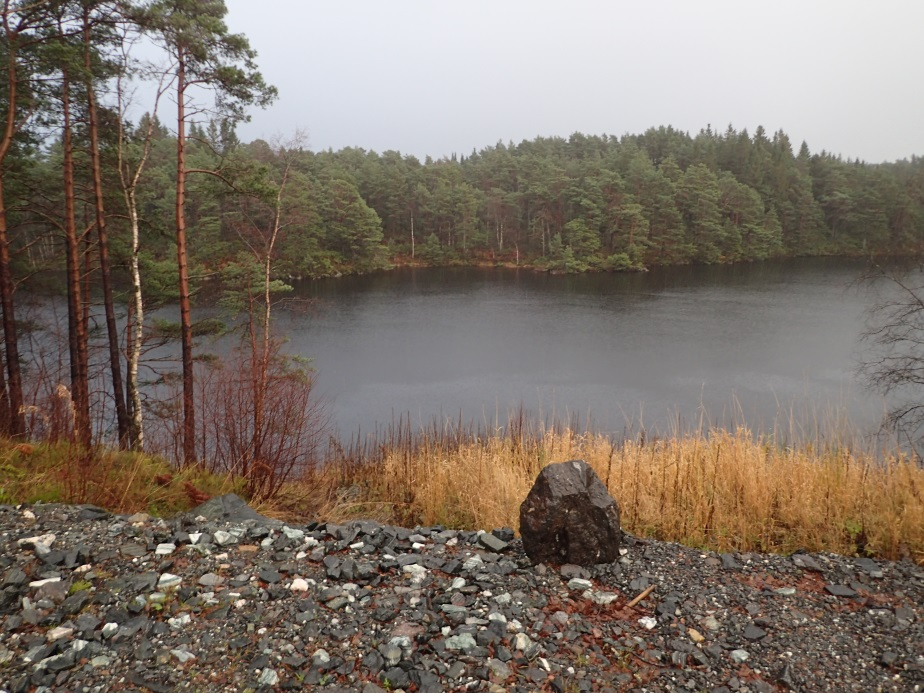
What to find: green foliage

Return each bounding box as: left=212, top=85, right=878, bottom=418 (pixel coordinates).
left=15, top=117, right=923, bottom=289
left=68, top=580, right=92, bottom=595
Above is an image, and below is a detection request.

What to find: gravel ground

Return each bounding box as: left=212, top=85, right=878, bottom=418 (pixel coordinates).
left=0, top=500, right=921, bottom=692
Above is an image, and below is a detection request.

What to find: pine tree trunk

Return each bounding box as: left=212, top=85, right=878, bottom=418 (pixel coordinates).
left=175, top=52, right=196, bottom=466
left=0, top=29, right=25, bottom=437
left=84, top=13, right=129, bottom=448
left=62, top=69, right=91, bottom=448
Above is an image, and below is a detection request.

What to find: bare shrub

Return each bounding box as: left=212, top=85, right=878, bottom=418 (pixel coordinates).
left=196, top=340, right=328, bottom=501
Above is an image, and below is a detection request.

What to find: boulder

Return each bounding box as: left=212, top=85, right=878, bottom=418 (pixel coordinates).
left=519, top=459, right=621, bottom=566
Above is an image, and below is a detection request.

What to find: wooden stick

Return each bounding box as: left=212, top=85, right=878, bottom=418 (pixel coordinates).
left=627, top=584, right=655, bottom=607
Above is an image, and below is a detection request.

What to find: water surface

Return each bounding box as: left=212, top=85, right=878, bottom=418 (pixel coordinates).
left=277, top=259, right=887, bottom=442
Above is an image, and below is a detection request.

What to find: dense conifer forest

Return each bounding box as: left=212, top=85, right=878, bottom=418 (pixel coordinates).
left=15, top=120, right=924, bottom=286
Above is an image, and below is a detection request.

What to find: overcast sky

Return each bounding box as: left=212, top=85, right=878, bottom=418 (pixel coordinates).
left=220, top=0, right=924, bottom=163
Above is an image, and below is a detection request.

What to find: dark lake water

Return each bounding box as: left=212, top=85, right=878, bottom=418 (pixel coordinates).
left=274, top=258, right=889, bottom=443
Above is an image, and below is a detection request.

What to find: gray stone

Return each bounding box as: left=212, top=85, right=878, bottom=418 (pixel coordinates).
left=445, top=632, right=477, bottom=651
left=188, top=493, right=281, bottom=526
left=487, top=657, right=511, bottom=680
left=825, top=584, right=857, bottom=597
left=881, top=651, right=899, bottom=666
left=212, top=530, right=237, bottom=546
left=491, top=527, right=515, bottom=542
left=743, top=624, right=767, bottom=640
left=478, top=532, right=508, bottom=553
left=198, top=573, right=224, bottom=587
left=730, top=649, right=750, bottom=663
left=519, top=459, right=621, bottom=566
left=791, top=553, right=824, bottom=572
left=777, top=661, right=798, bottom=689
left=560, top=564, right=591, bottom=580
left=854, top=557, right=883, bottom=577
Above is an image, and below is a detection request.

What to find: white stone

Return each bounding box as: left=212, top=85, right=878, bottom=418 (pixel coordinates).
left=584, top=589, right=618, bottom=605
left=46, top=626, right=74, bottom=642
left=513, top=633, right=533, bottom=651
left=18, top=533, right=55, bottom=549
left=450, top=577, right=466, bottom=590
left=312, top=648, right=330, bottom=666
left=289, top=578, right=309, bottom=592
left=567, top=578, right=593, bottom=591
left=638, top=616, right=657, bottom=630
left=257, top=669, right=279, bottom=686
left=155, top=543, right=176, bottom=556
left=171, top=649, right=196, bottom=663
left=28, top=577, right=61, bottom=588
left=282, top=526, right=305, bottom=540
left=158, top=573, right=182, bottom=589
left=402, top=564, right=427, bottom=580
left=90, top=655, right=112, bottom=667
left=188, top=532, right=203, bottom=544
left=462, top=555, right=484, bottom=571
left=168, top=613, right=191, bottom=629
left=101, top=622, right=119, bottom=639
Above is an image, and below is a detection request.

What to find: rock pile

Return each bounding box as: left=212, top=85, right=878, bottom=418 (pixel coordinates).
left=0, top=498, right=921, bottom=692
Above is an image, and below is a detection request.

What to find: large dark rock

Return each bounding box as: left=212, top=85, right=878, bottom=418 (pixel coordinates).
left=519, top=459, right=621, bottom=567
left=187, top=494, right=281, bottom=527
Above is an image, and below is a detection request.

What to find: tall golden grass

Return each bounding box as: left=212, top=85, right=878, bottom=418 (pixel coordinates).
left=303, top=421, right=924, bottom=563
left=2, top=420, right=922, bottom=563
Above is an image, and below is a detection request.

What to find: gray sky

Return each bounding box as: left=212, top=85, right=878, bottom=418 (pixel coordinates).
left=221, top=0, right=924, bottom=163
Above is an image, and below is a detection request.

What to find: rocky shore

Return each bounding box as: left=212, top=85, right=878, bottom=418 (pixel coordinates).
left=0, top=497, right=921, bottom=692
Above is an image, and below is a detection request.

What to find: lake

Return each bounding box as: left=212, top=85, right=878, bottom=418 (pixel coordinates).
left=274, top=258, right=890, bottom=443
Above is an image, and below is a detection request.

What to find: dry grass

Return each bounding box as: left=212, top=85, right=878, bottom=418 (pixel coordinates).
left=298, top=422, right=924, bottom=563
left=3, top=419, right=922, bottom=564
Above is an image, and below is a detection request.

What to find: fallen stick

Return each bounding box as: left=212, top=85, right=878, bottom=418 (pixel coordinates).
left=627, top=584, right=655, bottom=607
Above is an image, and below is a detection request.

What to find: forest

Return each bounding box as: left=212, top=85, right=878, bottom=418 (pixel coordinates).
left=2, top=1, right=924, bottom=493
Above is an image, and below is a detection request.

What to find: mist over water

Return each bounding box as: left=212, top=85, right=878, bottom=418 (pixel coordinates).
left=277, top=259, right=888, bottom=443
